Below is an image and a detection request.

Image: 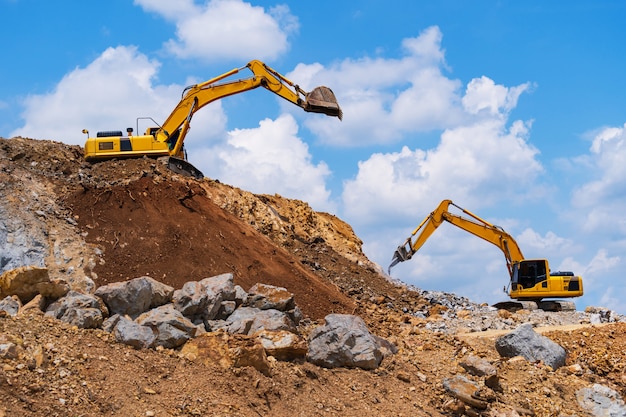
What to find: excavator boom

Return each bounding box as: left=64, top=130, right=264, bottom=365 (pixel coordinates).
left=83, top=60, right=342, bottom=177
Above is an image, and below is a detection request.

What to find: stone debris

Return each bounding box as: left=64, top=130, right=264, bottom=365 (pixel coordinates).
left=45, top=291, right=107, bottom=329
left=5, top=268, right=394, bottom=370
left=495, top=323, right=566, bottom=370
left=94, top=276, right=174, bottom=318
left=306, top=314, right=391, bottom=370
left=576, top=383, right=626, bottom=416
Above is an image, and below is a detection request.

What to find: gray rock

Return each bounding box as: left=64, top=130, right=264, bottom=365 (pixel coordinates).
left=306, top=314, right=388, bottom=370
left=113, top=316, right=156, bottom=349
left=234, top=285, right=248, bottom=306
left=224, top=306, right=296, bottom=335
left=0, top=295, right=21, bottom=316
left=95, top=276, right=173, bottom=318
left=217, top=300, right=237, bottom=320
left=136, top=304, right=197, bottom=349
left=200, top=273, right=236, bottom=301
left=102, top=314, right=122, bottom=333
left=45, top=291, right=106, bottom=329
left=459, top=355, right=497, bottom=377
left=172, top=281, right=223, bottom=325
left=495, top=323, right=566, bottom=370
left=246, top=283, right=295, bottom=311
left=576, top=383, right=626, bottom=416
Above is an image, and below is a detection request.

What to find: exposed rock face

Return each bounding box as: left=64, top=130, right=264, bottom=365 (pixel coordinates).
left=0, top=266, right=69, bottom=303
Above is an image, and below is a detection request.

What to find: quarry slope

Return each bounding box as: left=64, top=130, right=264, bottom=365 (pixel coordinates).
left=1, top=136, right=625, bottom=417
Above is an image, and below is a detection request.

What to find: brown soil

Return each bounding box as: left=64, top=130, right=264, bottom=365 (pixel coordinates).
left=64, top=176, right=354, bottom=320
left=1, top=137, right=625, bottom=417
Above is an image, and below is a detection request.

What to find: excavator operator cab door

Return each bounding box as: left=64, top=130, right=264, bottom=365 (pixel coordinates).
left=510, top=259, right=551, bottom=299
left=517, top=260, right=547, bottom=289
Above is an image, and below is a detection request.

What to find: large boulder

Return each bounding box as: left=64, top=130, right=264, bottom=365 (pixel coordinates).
left=307, top=314, right=390, bottom=370
left=220, top=306, right=296, bottom=335
left=45, top=291, right=107, bottom=329
left=136, top=304, right=197, bottom=349
left=172, top=281, right=222, bottom=325
left=95, top=276, right=174, bottom=318
left=495, top=323, right=566, bottom=370
left=246, top=283, right=295, bottom=311
left=200, top=273, right=237, bottom=301
left=113, top=316, right=157, bottom=350
left=180, top=331, right=271, bottom=376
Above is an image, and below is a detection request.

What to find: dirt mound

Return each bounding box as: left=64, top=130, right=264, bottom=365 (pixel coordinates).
left=64, top=175, right=354, bottom=320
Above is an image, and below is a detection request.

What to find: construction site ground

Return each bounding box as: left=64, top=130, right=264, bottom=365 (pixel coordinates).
left=1, top=137, right=625, bottom=417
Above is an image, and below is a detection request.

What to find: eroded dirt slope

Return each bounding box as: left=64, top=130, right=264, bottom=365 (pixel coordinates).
left=64, top=176, right=355, bottom=320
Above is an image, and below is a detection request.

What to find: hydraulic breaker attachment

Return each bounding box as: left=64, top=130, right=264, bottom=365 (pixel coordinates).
left=388, top=241, right=413, bottom=274
left=304, top=86, right=343, bottom=120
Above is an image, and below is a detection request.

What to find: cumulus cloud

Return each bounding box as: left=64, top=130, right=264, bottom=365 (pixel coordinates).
left=188, top=114, right=335, bottom=211
left=571, top=124, right=626, bottom=234
left=10, top=46, right=212, bottom=145
left=136, top=0, right=298, bottom=62
left=342, top=114, right=541, bottom=226
left=288, top=26, right=466, bottom=147
left=463, top=76, right=531, bottom=116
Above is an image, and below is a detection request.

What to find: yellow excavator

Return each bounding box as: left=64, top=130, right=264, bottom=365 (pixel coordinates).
left=82, top=60, right=342, bottom=178
left=388, top=199, right=583, bottom=311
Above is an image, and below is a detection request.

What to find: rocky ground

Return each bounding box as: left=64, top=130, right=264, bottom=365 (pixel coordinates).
left=1, top=136, right=625, bottom=416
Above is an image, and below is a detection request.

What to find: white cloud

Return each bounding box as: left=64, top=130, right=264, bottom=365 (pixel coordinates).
left=288, top=26, right=466, bottom=146
left=136, top=0, right=298, bottom=62
left=571, top=124, right=626, bottom=234
left=463, top=76, right=531, bottom=116
left=342, top=113, right=541, bottom=226
left=10, top=46, right=205, bottom=145
left=133, top=0, right=197, bottom=20
left=188, top=114, right=335, bottom=212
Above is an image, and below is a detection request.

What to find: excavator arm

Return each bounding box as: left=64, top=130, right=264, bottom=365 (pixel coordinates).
left=83, top=60, right=342, bottom=178
left=157, top=59, right=342, bottom=158
left=388, top=199, right=525, bottom=276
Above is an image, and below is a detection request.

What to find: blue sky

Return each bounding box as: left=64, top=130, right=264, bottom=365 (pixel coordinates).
left=2, top=0, right=626, bottom=313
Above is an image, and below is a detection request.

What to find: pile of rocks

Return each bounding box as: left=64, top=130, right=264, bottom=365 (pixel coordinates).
left=398, top=286, right=626, bottom=334
left=0, top=272, right=394, bottom=373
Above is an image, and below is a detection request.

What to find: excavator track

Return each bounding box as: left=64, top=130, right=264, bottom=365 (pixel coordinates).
left=492, top=301, right=539, bottom=312
left=492, top=300, right=577, bottom=312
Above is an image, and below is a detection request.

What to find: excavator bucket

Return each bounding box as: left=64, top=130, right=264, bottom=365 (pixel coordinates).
left=304, top=86, right=343, bottom=120
left=167, top=157, right=204, bottom=180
